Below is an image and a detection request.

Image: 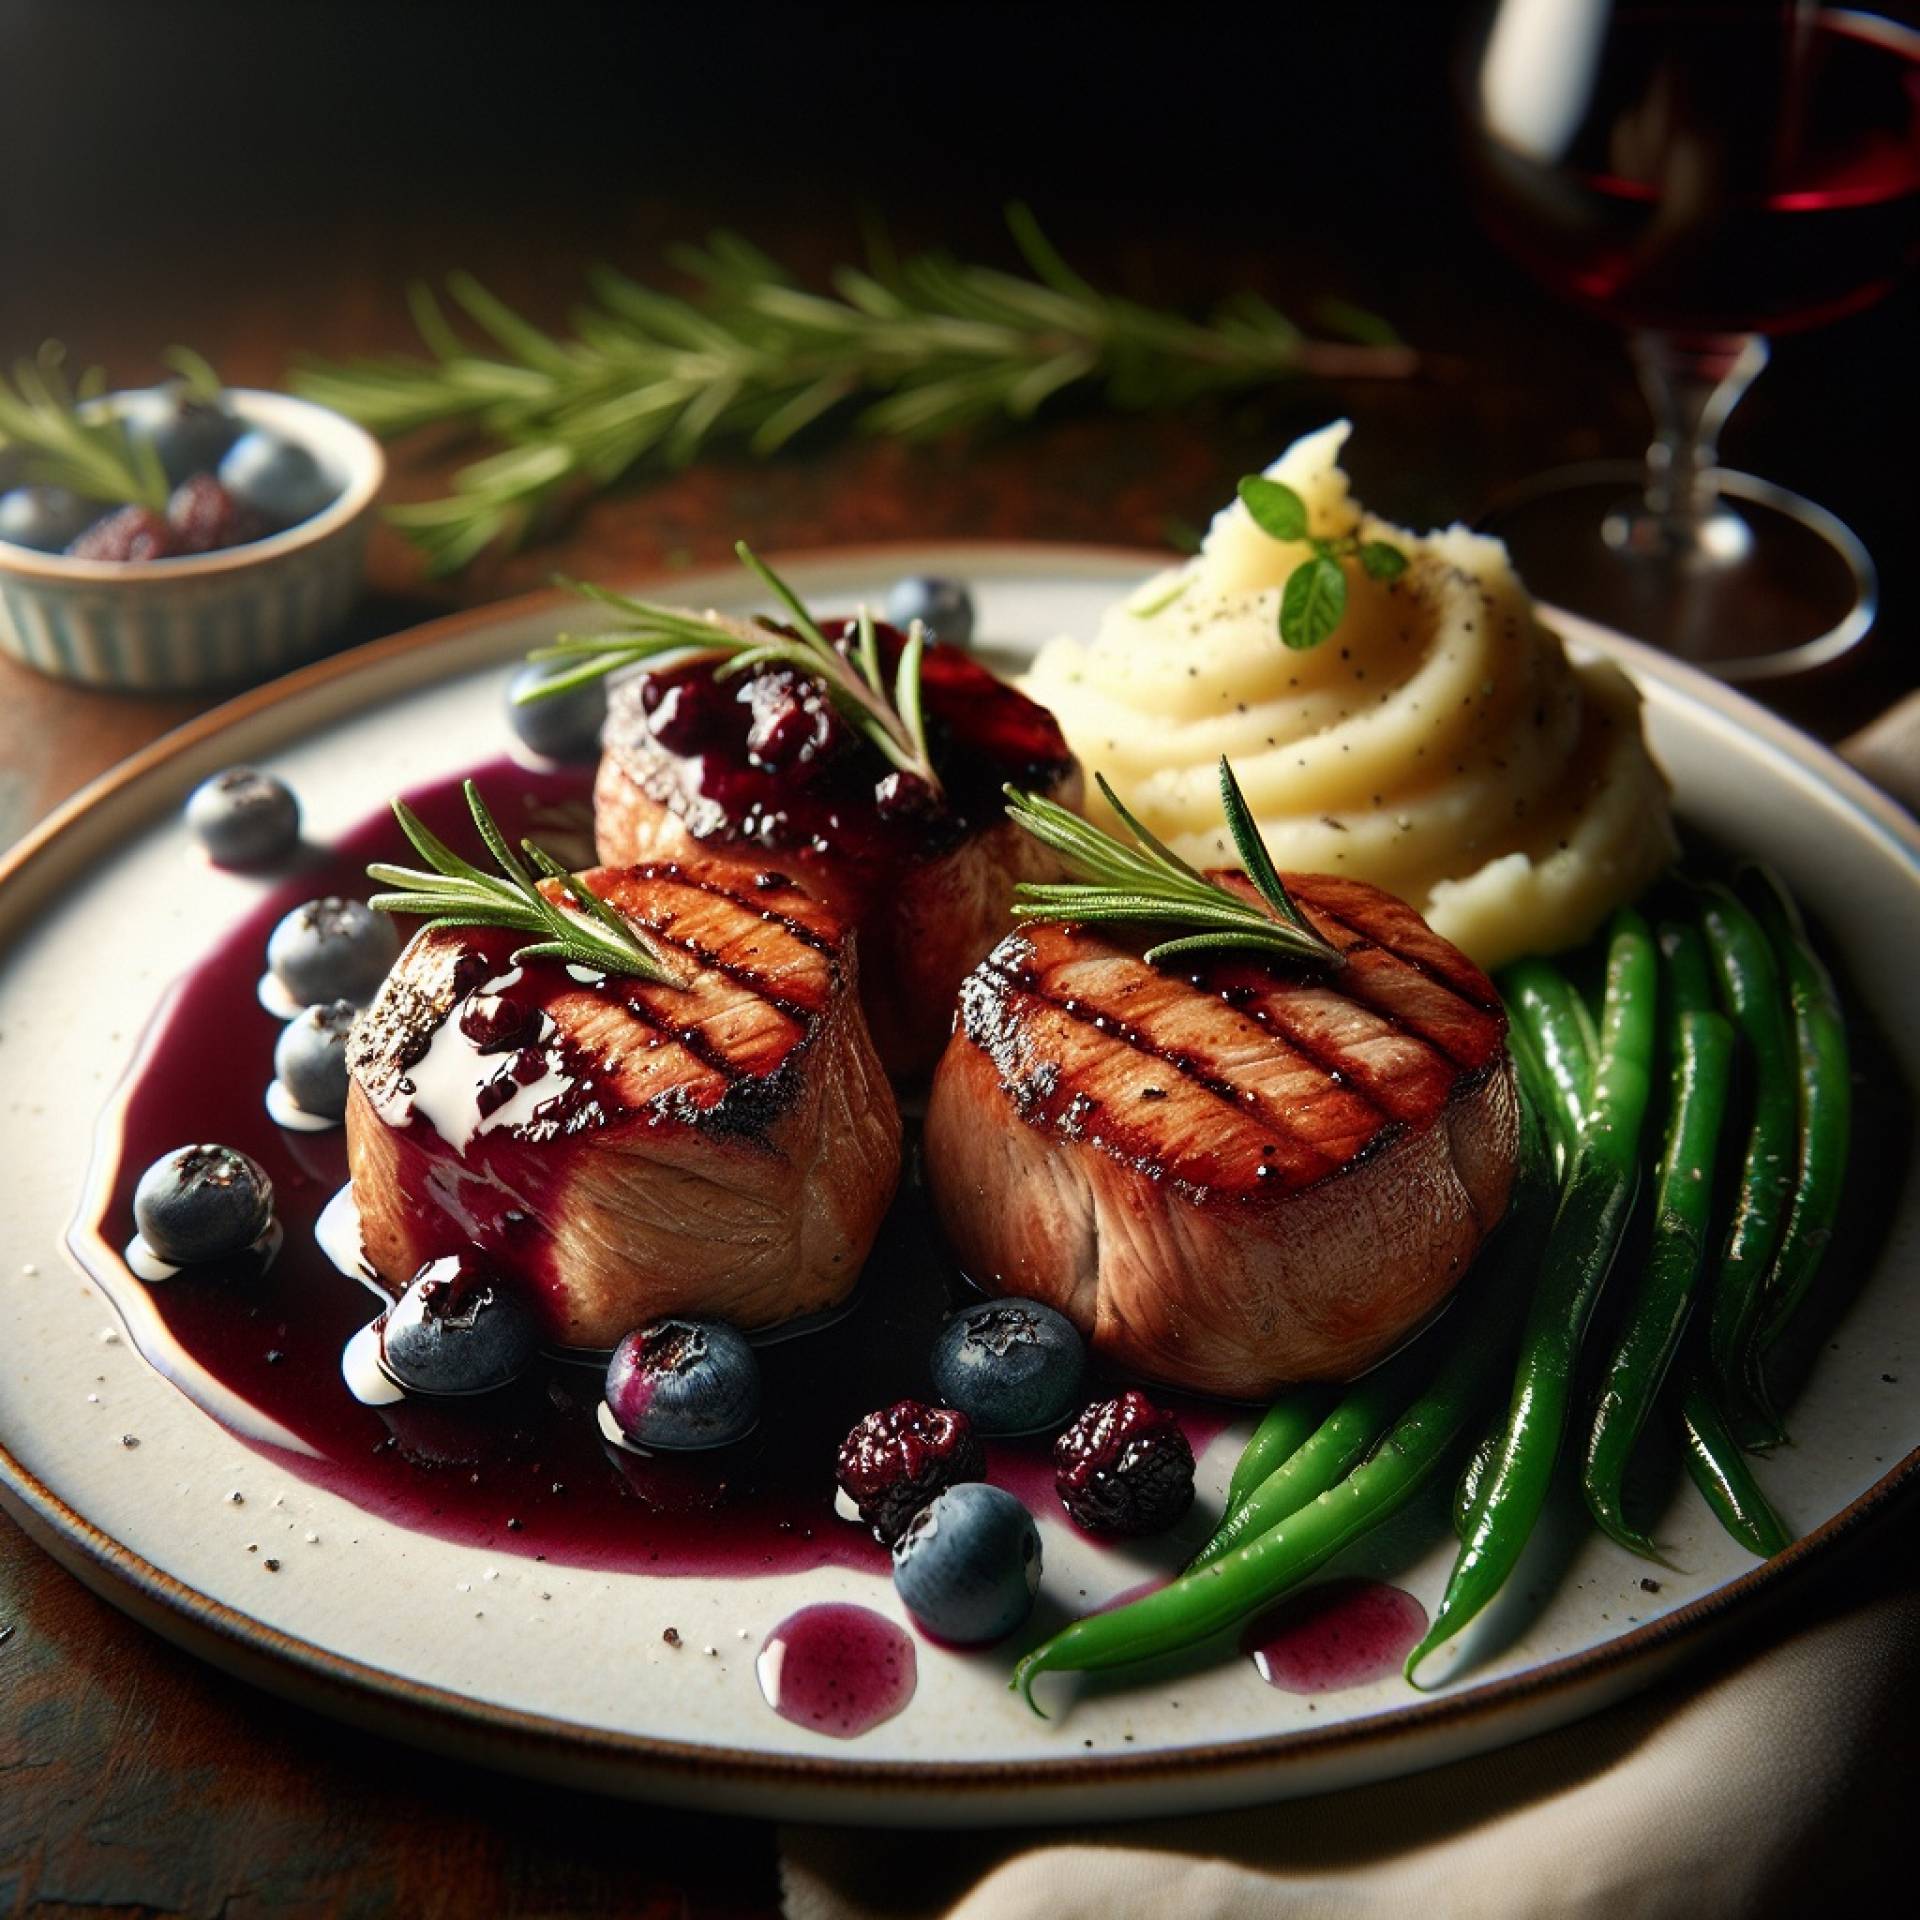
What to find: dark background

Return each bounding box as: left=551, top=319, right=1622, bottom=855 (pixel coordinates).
left=1, top=0, right=1913, bottom=655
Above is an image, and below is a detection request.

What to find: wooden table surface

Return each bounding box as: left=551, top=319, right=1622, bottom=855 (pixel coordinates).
left=2, top=196, right=1915, bottom=1917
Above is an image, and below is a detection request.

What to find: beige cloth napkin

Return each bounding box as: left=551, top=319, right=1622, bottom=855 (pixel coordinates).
left=781, top=1532, right=1920, bottom=1917
left=781, top=702, right=1920, bottom=1920
left=1841, top=690, right=1920, bottom=813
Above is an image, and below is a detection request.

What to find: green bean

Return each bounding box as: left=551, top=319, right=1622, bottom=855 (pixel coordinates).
left=1658, top=915, right=1715, bottom=1015
left=1501, top=957, right=1594, bottom=1158
left=1405, top=909, right=1655, bottom=1684
left=1453, top=1428, right=1497, bottom=1541
left=1010, top=1102, right=1555, bottom=1712
left=1742, top=868, right=1850, bottom=1352
left=1678, top=1379, right=1792, bottom=1557
left=1189, top=1348, right=1429, bottom=1571
left=1582, top=1001, right=1734, bottom=1558
left=1220, top=1388, right=1337, bottom=1519
left=1697, top=883, right=1798, bottom=1435
left=1506, top=1010, right=1576, bottom=1178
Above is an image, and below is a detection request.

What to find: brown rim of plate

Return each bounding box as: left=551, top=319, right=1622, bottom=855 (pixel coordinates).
left=1, top=543, right=1917, bottom=1802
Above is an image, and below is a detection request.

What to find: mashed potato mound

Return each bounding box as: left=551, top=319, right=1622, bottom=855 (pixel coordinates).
left=1021, top=422, right=1677, bottom=968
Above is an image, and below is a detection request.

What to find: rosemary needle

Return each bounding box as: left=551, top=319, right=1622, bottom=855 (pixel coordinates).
left=521, top=541, right=943, bottom=795
left=1004, top=756, right=1341, bottom=970
left=366, top=779, right=686, bottom=987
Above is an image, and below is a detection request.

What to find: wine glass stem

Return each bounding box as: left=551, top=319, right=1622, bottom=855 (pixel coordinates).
left=1622, top=330, right=1769, bottom=558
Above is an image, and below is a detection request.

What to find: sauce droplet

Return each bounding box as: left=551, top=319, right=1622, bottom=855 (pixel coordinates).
left=1240, top=1578, right=1427, bottom=1694
left=756, top=1603, right=916, bottom=1738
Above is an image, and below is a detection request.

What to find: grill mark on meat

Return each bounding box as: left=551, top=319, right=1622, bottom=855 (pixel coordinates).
left=1301, top=897, right=1504, bottom=1016
left=602, top=985, right=749, bottom=1087
left=1220, top=992, right=1394, bottom=1124
left=628, top=921, right=819, bottom=1028
left=975, top=956, right=1351, bottom=1188
left=1283, top=912, right=1503, bottom=1070
left=1199, top=962, right=1460, bottom=1130
left=636, top=861, right=840, bottom=955
left=1032, top=954, right=1387, bottom=1168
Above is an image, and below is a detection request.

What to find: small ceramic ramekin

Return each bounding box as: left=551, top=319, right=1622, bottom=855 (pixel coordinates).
left=0, top=389, right=384, bottom=691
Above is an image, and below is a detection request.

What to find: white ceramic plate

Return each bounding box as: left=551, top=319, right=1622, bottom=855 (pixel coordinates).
left=1, top=546, right=1915, bottom=1827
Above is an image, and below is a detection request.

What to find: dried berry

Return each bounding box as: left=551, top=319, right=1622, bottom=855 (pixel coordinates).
left=166, top=474, right=267, bottom=555
left=837, top=1399, right=986, bottom=1545
left=67, top=506, right=177, bottom=562
left=1053, top=1390, right=1194, bottom=1537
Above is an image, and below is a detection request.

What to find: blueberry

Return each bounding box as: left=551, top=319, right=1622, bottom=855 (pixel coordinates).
left=0, top=484, right=99, bottom=552
left=891, top=1482, right=1041, bottom=1646
left=133, top=1144, right=274, bottom=1266
left=379, top=1255, right=539, bottom=1396
left=185, top=766, right=301, bottom=866
left=930, top=1298, right=1085, bottom=1435
left=274, top=999, right=356, bottom=1120
left=115, top=384, right=240, bottom=486
left=604, top=1317, right=760, bottom=1451
left=218, top=428, right=336, bottom=528
left=507, top=660, right=608, bottom=762
left=267, top=896, right=397, bottom=1007
left=884, top=575, right=975, bottom=647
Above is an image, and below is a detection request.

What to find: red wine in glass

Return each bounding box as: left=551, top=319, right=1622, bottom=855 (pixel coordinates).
left=1461, top=4, right=1920, bottom=676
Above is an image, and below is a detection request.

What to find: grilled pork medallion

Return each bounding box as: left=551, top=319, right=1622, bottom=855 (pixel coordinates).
left=345, top=861, right=901, bottom=1350
left=924, top=872, right=1519, bottom=1399
left=593, top=623, right=1080, bottom=1077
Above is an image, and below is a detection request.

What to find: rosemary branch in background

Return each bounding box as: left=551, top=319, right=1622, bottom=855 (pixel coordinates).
left=1004, top=756, right=1342, bottom=970
left=367, top=779, right=687, bottom=985
left=293, top=206, right=1413, bottom=573
left=524, top=540, right=943, bottom=794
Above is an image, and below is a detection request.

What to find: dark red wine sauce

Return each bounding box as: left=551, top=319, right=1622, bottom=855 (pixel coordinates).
left=69, top=758, right=1225, bottom=1584
left=1240, top=1578, right=1428, bottom=1694
left=755, top=1603, right=917, bottom=1738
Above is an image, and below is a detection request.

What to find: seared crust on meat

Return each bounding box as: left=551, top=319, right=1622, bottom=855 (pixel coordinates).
left=923, top=872, right=1518, bottom=1396
left=345, top=860, right=901, bottom=1348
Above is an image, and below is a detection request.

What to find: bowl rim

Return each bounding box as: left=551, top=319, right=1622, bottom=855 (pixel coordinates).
left=0, top=386, right=385, bottom=586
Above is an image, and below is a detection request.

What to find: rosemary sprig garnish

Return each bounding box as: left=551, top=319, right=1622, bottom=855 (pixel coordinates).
left=367, top=779, right=686, bottom=986
left=293, top=206, right=1412, bottom=573
left=1004, top=756, right=1341, bottom=970
left=0, top=343, right=170, bottom=511
left=521, top=539, right=942, bottom=795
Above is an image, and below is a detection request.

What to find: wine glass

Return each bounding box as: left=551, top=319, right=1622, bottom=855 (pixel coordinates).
left=1460, top=1, right=1920, bottom=680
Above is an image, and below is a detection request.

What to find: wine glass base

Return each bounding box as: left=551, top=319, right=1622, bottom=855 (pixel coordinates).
left=1476, top=462, right=1877, bottom=683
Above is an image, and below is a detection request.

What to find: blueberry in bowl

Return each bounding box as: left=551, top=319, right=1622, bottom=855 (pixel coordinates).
left=837, top=1400, right=986, bottom=1545
left=274, top=1000, right=357, bottom=1122
left=1053, top=1390, right=1196, bottom=1536
left=379, top=1255, right=540, bottom=1397
left=604, top=1318, right=762, bottom=1451
left=218, top=427, right=337, bottom=528
left=891, top=1482, right=1042, bottom=1646
left=116, top=381, right=241, bottom=485
left=267, top=896, right=397, bottom=1008
left=185, top=766, right=301, bottom=867
left=0, top=485, right=98, bottom=554
left=930, top=1297, right=1086, bottom=1435
left=133, top=1144, right=274, bottom=1267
